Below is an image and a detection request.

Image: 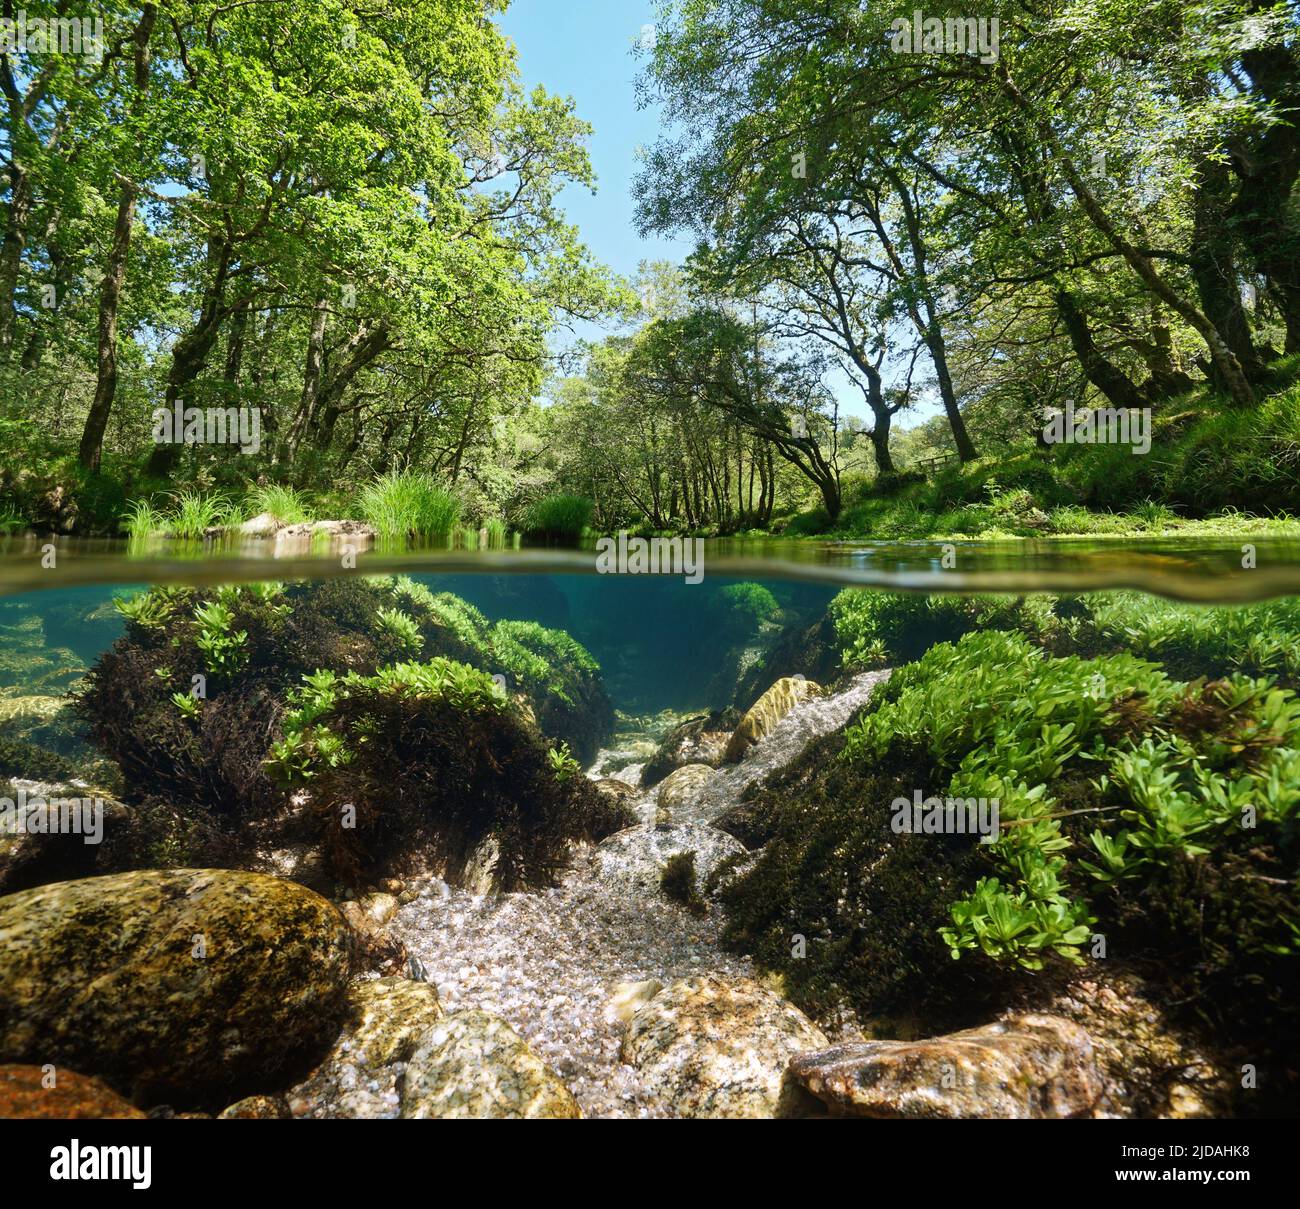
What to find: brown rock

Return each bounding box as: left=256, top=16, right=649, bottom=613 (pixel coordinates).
left=724, top=677, right=820, bottom=763
left=0, top=1064, right=144, bottom=1119
left=790, top=1013, right=1104, bottom=1118
left=622, top=974, right=828, bottom=1118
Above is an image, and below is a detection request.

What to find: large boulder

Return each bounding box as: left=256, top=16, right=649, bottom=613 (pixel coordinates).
left=622, top=974, right=828, bottom=1118
left=0, top=1064, right=146, bottom=1119
left=0, top=869, right=353, bottom=1104
left=595, top=823, right=745, bottom=899
left=723, top=677, right=820, bottom=763
left=399, top=1010, right=581, bottom=1119
left=789, top=1013, right=1104, bottom=1119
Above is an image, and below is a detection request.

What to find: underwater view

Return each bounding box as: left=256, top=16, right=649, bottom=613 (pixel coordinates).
left=2, top=538, right=1299, bottom=1132
left=2, top=0, right=1300, bottom=1174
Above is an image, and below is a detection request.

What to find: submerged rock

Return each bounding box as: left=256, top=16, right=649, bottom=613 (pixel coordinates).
left=339, top=977, right=445, bottom=1068
left=595, top=823, right=745, bottom=898
left=655, top=763, right=716, bottom=820
left=0, top=869, right=352, bottom=1103
left=0, top=1064, right=146, bottom=1119
left=789, top=1013, right=1104, bottom=1119
left=607, top=979, right=664, bottom=1026
left=622, top=974, right=828, bottom=1118
left=640, top=709, right=741, bottom=788
left=399, top=1010, right=581, bottom=1119
left=218, top=1094, right=291, bottom=1119
left=723, top=676, right=820, bottom=763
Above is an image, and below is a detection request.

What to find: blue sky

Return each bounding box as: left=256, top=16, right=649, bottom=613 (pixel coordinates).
left=497, top=1, right=930, bottom=430
left=498, top=0, right=690, bottom=290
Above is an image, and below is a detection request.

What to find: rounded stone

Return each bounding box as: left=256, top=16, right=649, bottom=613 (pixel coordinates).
left=400, top=1009, right=581, bottom=1119
left=0, top=869, right=353, bottom=1103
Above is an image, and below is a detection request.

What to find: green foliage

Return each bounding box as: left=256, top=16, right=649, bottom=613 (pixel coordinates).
left=244, top=484, right=311, bottom=524
left=830, top=591, right=1061, bottom=666
left=192, top=599, right=249, bottom=677
left=711, top=582, right=780, bottom=632
left=171, top=691, right=202, bottom=720
left=265, top=656, right=630, bottom=889
left=375, top=607, right=424, bottom=656
left=546, top=740, right=580, bottom=784
left=164, top=491, right=235, bottom=539
left=524, top=493, right=593, bottom=542
left=359, top=471, right=461, bottom=540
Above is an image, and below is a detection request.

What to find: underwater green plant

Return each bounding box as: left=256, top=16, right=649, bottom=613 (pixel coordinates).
left=265, top=657, right=630, bottom=889
left=192, top=599, right=249, bottom=677
left=546, top=740, right=580, bottom=783
left=375, top=607, right=424, bottom=655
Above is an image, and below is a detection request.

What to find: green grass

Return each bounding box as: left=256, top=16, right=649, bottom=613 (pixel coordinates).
left=781, top=376, right=1300, bottom=541
left=523, top=493, right=593, bottom=543
left=163, top=490, right=235, bottom=539
left=358, top=470, right=460, bottom=540
left=243, top=483, right=311, bottom=524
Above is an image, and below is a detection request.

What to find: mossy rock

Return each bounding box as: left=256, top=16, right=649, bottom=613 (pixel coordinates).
left=0, top=869, right=353, bottom=1106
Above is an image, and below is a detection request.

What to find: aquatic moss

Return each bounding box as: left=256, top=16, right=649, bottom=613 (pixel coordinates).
left=266, top=658, right=632, bottom=889
left=78, top=578, right=615, bottom=822
left=660, top=851, right=707, bottom=916
left=490, top=619, right=613, bottom=765
left=0, top=738, right=76, bottom=782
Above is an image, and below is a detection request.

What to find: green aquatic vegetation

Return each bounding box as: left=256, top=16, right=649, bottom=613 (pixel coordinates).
left=112, top=587, right=189, bottom=632
left=192, top=599, right=249, bottom=677
left=1081, top=595, right=1300, bottom=686
left=265, top=657, right=629, bottom=889
left=829, top=590, right=1064, bottom=667
left=939, top=876, right=1093, bottom=970
left=661, top=851, right=707, bottom=916
left=546, top=740, right=580, bottom=784
left=375, top=607, right=424, bottom=655
left=170, top=691, right=201, bottom=720
left=723, top=625, right=1300, bottom=1074
left=80, top=579, right=615, bottom=831
left=359, top=470, right=460, bottom=539
left=389, top=577, right=493, bottom=657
